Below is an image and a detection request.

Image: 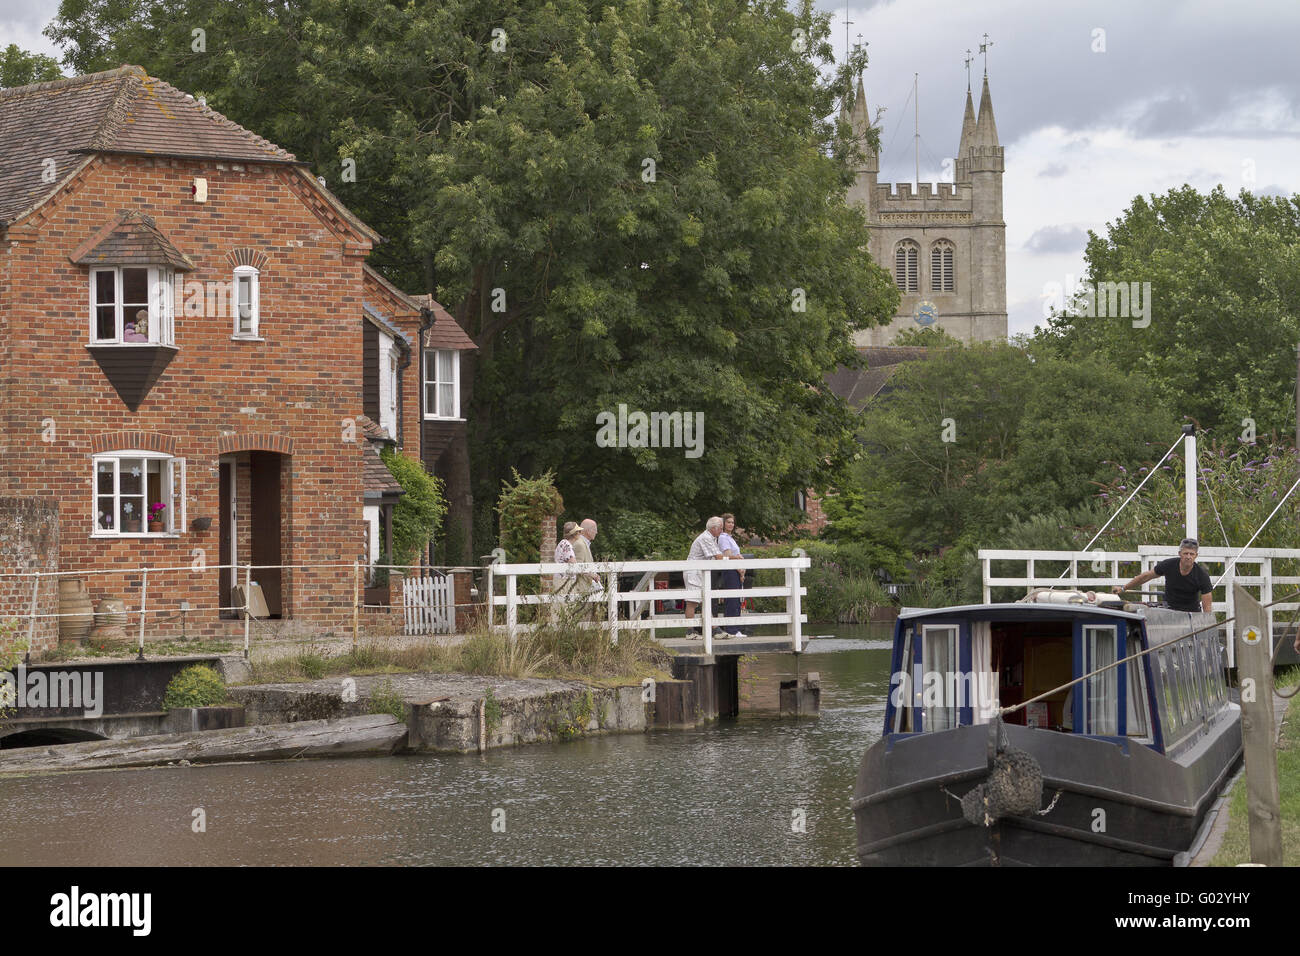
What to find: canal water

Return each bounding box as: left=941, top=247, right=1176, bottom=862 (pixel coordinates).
left=0, top=626, right=894, bottom=866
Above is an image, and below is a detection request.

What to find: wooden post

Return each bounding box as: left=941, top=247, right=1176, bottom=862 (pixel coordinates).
left=1233, top=582, right=1283, bottom=866
left=137, top=568, right=148, bottom=660
left=506, top=573, right=517, bottom=643
left=243, top=564, right=252, bottom=659
left=26, top=573, right=39, bottom=650
left=485, top=563, right=495, bottom=631
left=607, top=569, right=619, bottom=645
left=352, top=560, right=361, bottom=652
left=701, top=566, right=713, bottom=654
left=791, top=559, right=804, bottom=653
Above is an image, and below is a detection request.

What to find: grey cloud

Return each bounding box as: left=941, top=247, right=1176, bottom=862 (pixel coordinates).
left=1039, top=162, right=1069, bottom=178
left=1025, top=225, right=1089, bottom=254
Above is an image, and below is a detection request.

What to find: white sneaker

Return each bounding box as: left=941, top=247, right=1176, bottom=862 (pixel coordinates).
left=730, top=630, right=748, bottom=638
left=712, top=629, right=732, bottom=640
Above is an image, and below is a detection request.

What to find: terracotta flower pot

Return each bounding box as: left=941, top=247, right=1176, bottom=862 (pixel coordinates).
left=148, top=520, right=164, bottom=532
left=123, top=519, right=142, bottom=533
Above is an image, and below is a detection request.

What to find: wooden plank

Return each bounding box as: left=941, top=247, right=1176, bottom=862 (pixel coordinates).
left=1233, top=583, right=1283, bottom=865
left=0, top=715, right=408, bottom=775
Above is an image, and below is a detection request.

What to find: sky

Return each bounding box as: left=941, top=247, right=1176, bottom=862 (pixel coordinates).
left=5, top=0, right=1299, bottom=339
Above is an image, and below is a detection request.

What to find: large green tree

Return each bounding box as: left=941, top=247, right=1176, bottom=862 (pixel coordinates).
left=0, top=44, right=63, bottom=87
left=47, top=0, right=898, bottom=553
left=1037, top=184, right=1300, bottom=437
left=852, top=341, right=1179, bottom=550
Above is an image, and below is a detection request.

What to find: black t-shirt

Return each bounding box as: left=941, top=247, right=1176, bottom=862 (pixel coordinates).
left=1154, top=557, right=1212, bottom=611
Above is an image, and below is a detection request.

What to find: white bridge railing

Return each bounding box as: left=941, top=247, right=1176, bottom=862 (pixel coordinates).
left=979, top=546, right=1300, bottom=666
left=485, top=556, right=810, bottom=655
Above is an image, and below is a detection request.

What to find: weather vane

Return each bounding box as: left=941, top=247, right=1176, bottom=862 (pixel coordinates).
left=963, top=49, right=974, bottom=90
left=980, top=33, right=993, bottom=76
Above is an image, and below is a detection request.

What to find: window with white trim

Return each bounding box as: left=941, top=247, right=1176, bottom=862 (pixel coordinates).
left=233, top=265, right=260, bottom=338
left=89, top=267, right=175, bottom=345
left=1082, top=624, right=1118, bottom=735
left=423, top=349, right=461, bottom=419
left=93, top=452, right=186, bottom=536
left=921, top=623, right=959, bottom=731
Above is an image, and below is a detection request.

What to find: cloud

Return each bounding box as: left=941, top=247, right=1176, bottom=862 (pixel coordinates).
left=1025, top=225, right=1090, bottom=255
left=1251, top=184, right=1293, bottom=199
left=1038, top=162, right=1070, bottom=178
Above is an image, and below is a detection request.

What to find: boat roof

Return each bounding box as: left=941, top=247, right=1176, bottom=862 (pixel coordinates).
left=898, top=602, right=1146, bottom=623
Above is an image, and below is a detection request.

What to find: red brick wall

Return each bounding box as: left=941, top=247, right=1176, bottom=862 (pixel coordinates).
left=795, top=490, right=829, bottom=536
left=0, top=154, right=371, bottom=640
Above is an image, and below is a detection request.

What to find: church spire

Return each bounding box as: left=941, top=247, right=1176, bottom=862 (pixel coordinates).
left=849, top=74, right=871, bottom=139
left=973, top=73, right=999, bottom=148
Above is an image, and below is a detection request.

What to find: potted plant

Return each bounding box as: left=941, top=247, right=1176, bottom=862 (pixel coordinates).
left=148, top=502, right=167, bottom=533
left=122, top=502, right=141, bottom=533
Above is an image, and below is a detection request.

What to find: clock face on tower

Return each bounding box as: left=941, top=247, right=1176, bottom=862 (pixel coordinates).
left=914, top=301, right=938, bottom=326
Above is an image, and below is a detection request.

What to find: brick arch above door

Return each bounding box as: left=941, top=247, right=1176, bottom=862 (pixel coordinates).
left=217, top=433, right=294, bottom=456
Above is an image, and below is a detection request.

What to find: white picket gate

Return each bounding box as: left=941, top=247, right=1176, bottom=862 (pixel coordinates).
left=403, top=573, right=454, bottom=635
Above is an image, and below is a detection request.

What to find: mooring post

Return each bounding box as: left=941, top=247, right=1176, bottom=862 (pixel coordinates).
left=1233, top=582, right=1283, bottom=865
left=137, top=568, right=148, bottom=660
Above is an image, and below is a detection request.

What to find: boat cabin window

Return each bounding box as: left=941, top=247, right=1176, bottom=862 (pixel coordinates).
left=922, top=624, right=959, bottom=731
left=992, top=620, right=1072, bottom=729
left=1082, top=625, right=1118, bottom=735
left=1126, top=633, right=1152, bottom=739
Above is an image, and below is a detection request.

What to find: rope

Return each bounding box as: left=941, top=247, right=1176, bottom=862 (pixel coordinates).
left=998, top=588, right=1300, bottom=719
left=1057, top=432, right=1186, bottom=579
left=1214, top=474, right=1300, bottom=587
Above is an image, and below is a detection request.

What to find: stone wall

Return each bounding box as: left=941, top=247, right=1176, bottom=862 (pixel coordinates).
left=0, top=498, right=60, bottom=654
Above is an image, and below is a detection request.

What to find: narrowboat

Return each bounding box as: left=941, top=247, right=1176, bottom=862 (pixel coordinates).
left=853, top=595, right=1241, bottom=866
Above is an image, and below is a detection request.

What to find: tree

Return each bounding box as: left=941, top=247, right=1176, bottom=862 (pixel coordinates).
left=1037, top=184, right=1300, bottom=437
left=47, top=0, right=899, bottom=541
left=851, top=342, right=1178, bottom=550
left=0, top=44, right=63, bottom=87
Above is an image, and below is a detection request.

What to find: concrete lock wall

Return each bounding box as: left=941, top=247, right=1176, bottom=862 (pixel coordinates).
left=0, top=498, right=60, bottom=655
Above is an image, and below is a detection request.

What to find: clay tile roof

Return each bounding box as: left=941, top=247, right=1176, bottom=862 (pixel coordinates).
left=363, top=443, right=404, bottom=500
left=71, top=210, right=195, bottom=270
left=356, top=414, right=393, bottom=443
left=409, top=293, right=478, bottom=351
left=0, top=65, right=298, bottom=226
left=362, top=303, right=412, bottom=349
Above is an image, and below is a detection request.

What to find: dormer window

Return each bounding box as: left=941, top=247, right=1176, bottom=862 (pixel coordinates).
left=89, top=267, right=174, bottom=345
left=233, top=265, right=260, bottom=338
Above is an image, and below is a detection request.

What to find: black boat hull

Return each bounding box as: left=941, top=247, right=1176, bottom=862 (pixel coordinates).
left=854, top=718, right=1242, bottom=866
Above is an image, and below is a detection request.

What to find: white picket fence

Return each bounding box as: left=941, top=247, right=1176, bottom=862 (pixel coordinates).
left=403, top=573, right=454, bottom=635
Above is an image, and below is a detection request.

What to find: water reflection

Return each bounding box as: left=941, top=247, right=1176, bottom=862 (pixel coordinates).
left=0, top=624, right=895, bottom=866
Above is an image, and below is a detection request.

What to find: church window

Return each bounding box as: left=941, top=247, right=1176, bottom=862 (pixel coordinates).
left=894, top=241, right=919, bottom=292
left=930, top=241, right=955, bottom=293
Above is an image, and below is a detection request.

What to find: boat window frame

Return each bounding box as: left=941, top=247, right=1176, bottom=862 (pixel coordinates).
left=891, top=623, right=915, bottom=734
left=1125, top=629, right=1154, bottom=742
left=1155, top=647, right=1181, bottom=738
left=1079, top=622, right=1122, bottom=736
left=919, top=622, right=961, bottom=732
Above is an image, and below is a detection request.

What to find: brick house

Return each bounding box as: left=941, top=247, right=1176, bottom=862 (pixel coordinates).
left=0, top=66, right=471, bottom=651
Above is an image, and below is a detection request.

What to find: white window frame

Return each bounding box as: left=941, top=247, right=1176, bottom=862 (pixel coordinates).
left=1082, top=624, right=1118, bottom=735
left=91, top=451, right=186, bottom=538
left=423, top=348, right=462, bottom=420
left=921, top=623, right=959, bottom=731
left=232, top=265, right=261, bottom=339
left=88, top=266, right=175, bottom=346
left=388, top=349, right=400, bottom=427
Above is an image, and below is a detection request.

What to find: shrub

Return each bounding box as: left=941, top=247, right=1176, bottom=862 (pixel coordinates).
left=598, top=509, right=696, bottom=560
left=162, top=665, right=228, bottom=709
left=366, top=678, right=407, bottom=722
left=496, top=469, right=564, bottom=563
left=381, top=448, right=448, bottom=567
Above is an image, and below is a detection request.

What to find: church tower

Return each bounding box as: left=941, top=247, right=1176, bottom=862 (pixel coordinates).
left=849, top=69, right=1007, bottom=346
